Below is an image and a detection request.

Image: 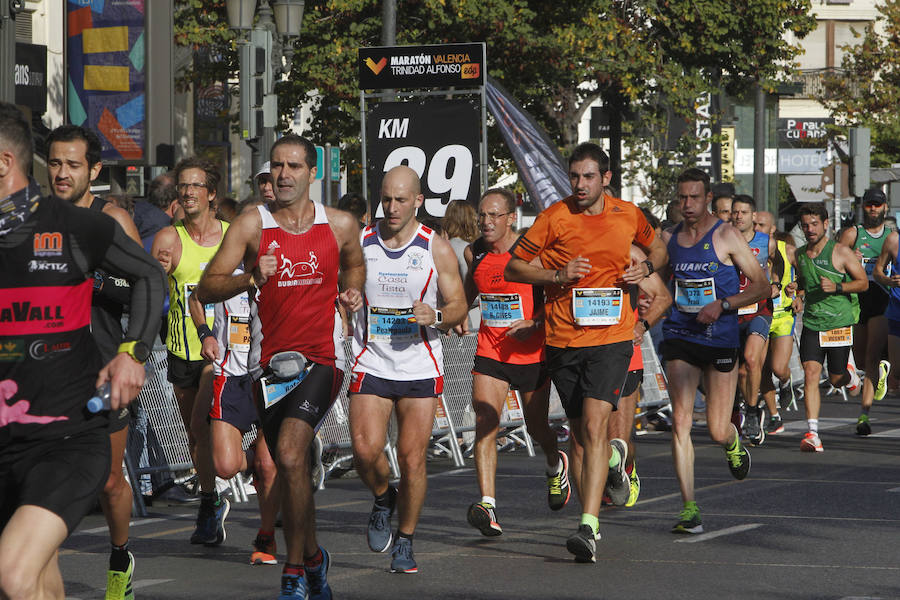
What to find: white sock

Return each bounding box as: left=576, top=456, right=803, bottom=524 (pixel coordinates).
left=481, top=495, right=496, bottom=508
left=808, top=419, right=819, bottom=434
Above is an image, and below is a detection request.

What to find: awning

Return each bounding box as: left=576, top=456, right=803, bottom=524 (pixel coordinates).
left=786, top=174, right=827, bottom=203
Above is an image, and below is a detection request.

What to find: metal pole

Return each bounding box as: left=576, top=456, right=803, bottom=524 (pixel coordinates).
left=325, top=143, right=332, bottom=206
left=0, top=2, right=16, bottom=105
left=381, top=0, right=396, bottom=46
left=833, top=159, right=842, bottom=234
left=360, top=92, right=369, bottom=216
left=753, top=82, right=766, bottom=206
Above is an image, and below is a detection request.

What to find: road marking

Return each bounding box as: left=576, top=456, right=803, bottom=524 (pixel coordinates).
left=782, top=417, right=856, bottom=433
left=64, top=579, right=174, bottom=600
left=73, top=514, right=191, bottom=536
left=888, top=487, right=900, bottom=493
left=428, top=467, right=473, bottom=478
left=674, top=523, right=763, bottom=543
left=870, top=428, right=900, bottom=438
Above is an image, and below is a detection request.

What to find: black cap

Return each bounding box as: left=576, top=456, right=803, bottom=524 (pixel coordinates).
left=863, top=188, right=887, bottom=205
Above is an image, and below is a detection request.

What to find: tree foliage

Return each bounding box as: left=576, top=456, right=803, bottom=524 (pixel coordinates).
left=818, top=0, right=900, bottom=167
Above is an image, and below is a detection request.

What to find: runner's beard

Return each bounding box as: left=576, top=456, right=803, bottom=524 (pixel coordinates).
left=863, top=211, right=885, bottom=229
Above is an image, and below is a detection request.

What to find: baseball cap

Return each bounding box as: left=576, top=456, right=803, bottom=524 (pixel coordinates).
left=863, top=188, right=886, bottom=205
left=255, top=161, right=271, bottom=181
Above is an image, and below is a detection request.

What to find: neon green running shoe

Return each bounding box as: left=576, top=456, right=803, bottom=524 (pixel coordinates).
left=875, top=360, right=891, bottom=401
left=672, top=501, right=703, bottom=534
left=105, top=551, right=134, bottom=600
left=625, top=463, right=640, bottom=508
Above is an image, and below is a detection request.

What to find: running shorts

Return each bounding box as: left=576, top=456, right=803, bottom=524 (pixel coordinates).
left=769, top=313, right=796, bottom=338
left=472, top=356, right=548, bottom=393
left=167, top=352, right=208, bottom=389
left=799, top=326, right=852, bottom=375
left=545, top=341, right=633, bottom=418
left=621, top=368, right=643, bottom=398
left=349, top=372, right=444, bottom=399
left=660, top=338, right=739, bottom=373
left=739, top=314, right=773, bottom=343
left=210, top=373, right=258, bottom=433
left=858, top=286, right=889, bottom=325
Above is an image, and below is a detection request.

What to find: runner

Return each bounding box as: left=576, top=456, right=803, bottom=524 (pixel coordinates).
left=0, top=101, right=165, bottom=600
left=197, top=134, right=364, bottom=599
left=505, top=142, right=667, bottom=562
left=730, top=195, right=775, bottom=446
left=348, top=165, right=466, bottom=574
left=754, top=211, right=800, bottom=434
left=151, top=157, right=230, bottom=545
left=795, top=202, right=868, bottom=452
left=837, top=188, right=892, bottom=435
left=46, top=124, right=147, bottom=599
left=458, top=188, right=568, bottom=537
left=661, top=168, right=766, bottom=534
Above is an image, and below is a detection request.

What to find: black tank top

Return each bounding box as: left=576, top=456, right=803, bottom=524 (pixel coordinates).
left=0, top=195, right=114, bottom=444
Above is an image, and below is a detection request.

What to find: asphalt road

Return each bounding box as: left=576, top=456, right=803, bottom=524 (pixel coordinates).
left=60, top=389, right=900, bottom=600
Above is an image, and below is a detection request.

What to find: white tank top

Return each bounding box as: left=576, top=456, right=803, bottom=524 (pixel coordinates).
left=351, top=222, right=443, bottom=380
left=212, top=267, right=251, bottom=377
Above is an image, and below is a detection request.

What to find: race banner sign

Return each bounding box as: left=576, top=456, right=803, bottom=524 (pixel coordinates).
left=359, top=43, right=485, bottom=90
left=366, top=99, right=481, bottom=219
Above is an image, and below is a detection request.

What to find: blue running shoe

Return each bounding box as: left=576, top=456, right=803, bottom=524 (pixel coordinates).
left=306, top=547, right=332, bottom=600
left=390, top=537, right=417, bottom=574
left=278, top=574, right=307, bottom=599
left=367, top=486, right=396, bottom=552
left=212, top=497, right=230, bottom=545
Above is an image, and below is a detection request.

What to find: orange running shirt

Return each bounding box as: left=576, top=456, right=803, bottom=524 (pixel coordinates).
left=511, top=194, right=655, bottom=348
left=471, top=239, right=545, bottom=364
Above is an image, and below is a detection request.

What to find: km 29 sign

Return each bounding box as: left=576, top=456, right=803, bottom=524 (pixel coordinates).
left=367, top=99, right=481, bottom=219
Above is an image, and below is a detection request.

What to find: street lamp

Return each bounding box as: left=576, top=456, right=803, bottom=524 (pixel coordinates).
left=272, top=0, right=304, bottom=67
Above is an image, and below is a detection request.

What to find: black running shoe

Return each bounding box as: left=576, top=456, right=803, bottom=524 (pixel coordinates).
left=565, top=524, right=597, bottom=563
left=725, top=438, right=751, bottom=480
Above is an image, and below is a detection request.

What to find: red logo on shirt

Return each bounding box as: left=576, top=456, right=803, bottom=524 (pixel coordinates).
left=33, top=232, right=63, bottom=256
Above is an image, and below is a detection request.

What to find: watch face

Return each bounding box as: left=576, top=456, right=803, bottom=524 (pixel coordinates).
left=133, top=341, right=151, bottom=362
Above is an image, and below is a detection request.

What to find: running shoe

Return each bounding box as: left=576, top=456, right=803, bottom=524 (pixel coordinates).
left=367, top=486, right=396, bottom=552
left=856, top=414, right=872, bottom=436
left=306, top=546, right=332, bottom=600
left=547, top=450, right=571, bottom=511
left=846, top=363, right=862, bottom=396
left=390, top=537, right=418, bottom=574
left=765, top=414, right=784, bottom=435
left=190, top=497, right=230, bottom=545
left=730, top=406, right=744, bottom=438
left=625, top=463, right=640, bottom=508
left=467, top=501, right=502, bottom=536
left=250, top=532, right=277, bottom=565
left=565, top=524, right=597, bottom=563
left=725, top=437, right=751, bottom=480
left=743, top=407, right=765, bottom=446
left=778, top=377, right=796, bottom=411
left=104, top=551, right=134, bottom=600
left=800, top=431, right=824, bottom=452
left=278, top=573, right=307, bottom=599
left=672, top=501, right=703, bottom=534
left=604, top=438, right=630, bottom=506
left=211, top=497, right=230, bottom=545
left=310, top=435, right=325, bottom=491
left=875, top=360, right=891, bottom=401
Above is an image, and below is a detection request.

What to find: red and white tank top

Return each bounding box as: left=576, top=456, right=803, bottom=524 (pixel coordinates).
left=470, top=239, right=544, bottom=365
left=249, top=203, right=339, bottom=377
left=351, top=222, right=443, bottom=380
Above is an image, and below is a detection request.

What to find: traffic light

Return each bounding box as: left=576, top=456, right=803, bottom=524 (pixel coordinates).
left=239, top=29, right=272, bottom=140
left=849, top=127, right=871, bottom=198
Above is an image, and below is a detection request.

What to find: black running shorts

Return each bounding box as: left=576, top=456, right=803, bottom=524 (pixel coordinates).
left=660, top=337, right=739, bottom=373
left=799, top=326, right=852, bottom=375
left=210, top=373, right=258, bottom=434
left=472, top=355, right=549, bottom=393
left=0, top=428, right=110, bottom=534
left=621, top=368, right=644, bottom=398
left=858, top=286, right=889, bottom=325
left=166, top=352, right=209, bottom=389
left=545, top=341, right=633, bottom=418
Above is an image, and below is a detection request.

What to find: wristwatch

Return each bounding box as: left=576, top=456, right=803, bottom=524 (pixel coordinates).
left=118, top=340, right=151, bottom=364
left=639, top=318, right=650, bottom=331
left=721, top=299, right=732, bottom=311
left=643, top=259, right=655, bottom=277
left=434, top=309, right=443, bottom=327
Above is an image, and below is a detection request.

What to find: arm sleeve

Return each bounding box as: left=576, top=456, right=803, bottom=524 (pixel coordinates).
left=510, top=212, right=552, bottom=262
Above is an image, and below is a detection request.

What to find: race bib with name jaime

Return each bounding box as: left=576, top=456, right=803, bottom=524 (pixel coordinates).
left=572, top=288, right=623, bottom=326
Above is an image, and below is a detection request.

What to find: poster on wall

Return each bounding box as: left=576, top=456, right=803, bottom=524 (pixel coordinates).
left=366, top=99, right=481, bottom=219
left=67, top=0, right=146, bottom=163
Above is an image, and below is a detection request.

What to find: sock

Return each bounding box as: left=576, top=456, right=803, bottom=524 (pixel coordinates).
left=304, top=548, right=323, bottom=569
left=283, top=562, right=304, bottom=577
left=397, top=530, right=414, bottom=541
left=771, top=411, right=780, bottom=419
left=481, top=495, right=496, bottom=508
left=200, top=490, right=218, bottom=509
left=580, top=513, right=599, bottom=537
left=546, top=459, right=561, bottom=477
left=808, top=419, right=819, bottom=434
left=861, top=406, right=870, bottom=416
left=374, top=485, right=395, bottom=508
left=608, top=446, right=621, bottom=469
left=109, top=541, right=130, bottom=571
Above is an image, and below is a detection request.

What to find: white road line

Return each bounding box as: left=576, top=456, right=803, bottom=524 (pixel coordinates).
left=73, top=514, right=191, bottom=536
left=870, top=428, right=900, bottom=438
left=782, top=417, right=856, bottom=433
left=427, top=467, right=473, bottom=478
left=674, top=523, right=763, bottom=543
left=888, top=487, right=900, bottom=493
left=64, top=579, right=175, bottom=600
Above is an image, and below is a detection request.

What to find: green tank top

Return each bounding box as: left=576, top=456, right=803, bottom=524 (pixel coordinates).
left=166, top=219, right=229, bottom=361
left=797, top=238, right=858, bottom=332
left=854, top=224, right=887, bottom=286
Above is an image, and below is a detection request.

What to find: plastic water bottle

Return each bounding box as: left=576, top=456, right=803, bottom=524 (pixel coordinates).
left=87, top=362, right=152, bottom=413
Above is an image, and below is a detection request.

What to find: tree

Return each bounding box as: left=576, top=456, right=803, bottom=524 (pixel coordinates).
left=818, top=0, right=900, bottom=167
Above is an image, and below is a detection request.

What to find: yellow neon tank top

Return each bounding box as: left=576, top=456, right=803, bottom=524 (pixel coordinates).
left=166, top=219, right=229, bottom=361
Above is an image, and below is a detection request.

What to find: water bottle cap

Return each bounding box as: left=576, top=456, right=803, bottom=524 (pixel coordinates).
left=86, top=396, right=104, bottom=413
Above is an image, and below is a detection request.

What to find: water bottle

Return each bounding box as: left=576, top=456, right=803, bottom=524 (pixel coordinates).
left=86, top=362, right=152, bottom=413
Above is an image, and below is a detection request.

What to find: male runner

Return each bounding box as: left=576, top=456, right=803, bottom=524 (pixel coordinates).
left=458, top=188, right=568, bottom=537
left=874, top=228, right=900, bottom=402
left=661, top=168, right=766, bottom=534
left=712, top=193, right=733, bottom=224
left=348, top=165, right=466, bottom=573
left=838, top=188, right=892, bottom=435
left=256, top=161, right=275, bottom=204
left=151, top=157, right=230, bottom=545
left=796, top=202, right=868, bottom=452
left=197, top=134, right=364, bottom=599
left=754, top=211, right=800, bottom=434
left=505, top=142, right=667, bottom=562
left=0, top=101, right=165, bottom=600
left=730, top=195, right=775, bottom=446
left=47, top=124, right=144, bottom=599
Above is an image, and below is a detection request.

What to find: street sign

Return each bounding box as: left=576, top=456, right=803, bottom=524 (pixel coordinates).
left=330, top=147, right=341, bottom=181
left=358, top=43, right=485, bottom=90
left=314, top=145, right=324, bottom=180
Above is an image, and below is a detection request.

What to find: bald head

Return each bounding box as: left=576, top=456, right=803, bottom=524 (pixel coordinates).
left=382, top=165, right=421, bottom=196
left=380, top=165, right=424, bottom=236
left=755, top=210, right=775, bottom=235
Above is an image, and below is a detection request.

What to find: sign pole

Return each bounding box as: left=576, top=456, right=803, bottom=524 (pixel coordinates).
left=0, top=2, right=15, bottom=105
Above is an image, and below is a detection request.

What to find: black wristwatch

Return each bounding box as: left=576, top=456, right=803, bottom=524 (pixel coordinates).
left=721, top=299, right=732, bottom=311
left=119, top=340, right=151, bottom=364
left=639, top=318, right=650, bottom=331
left=643, top=259, right=655, bottom=277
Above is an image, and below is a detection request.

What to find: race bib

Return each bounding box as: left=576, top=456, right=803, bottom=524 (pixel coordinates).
left=738, top=302, right=758, bottom=316
left=185, top=283, right=215, bottom=320
left=862, top=256, right=877, bottom=279
left=674, top=278, right=716, bottom=314
left=260, top=368, right=310, bottom=409
left=479, top=293, right=524, bottom=328
left=773, top=293, right=782, bottom=310
left=819, top=326, right=853, bottom=347
left=228, top=315, right=250, bottom=352
left=368, top=306, right=419, bottom=343
left=572, top=288, right=623, bottom=326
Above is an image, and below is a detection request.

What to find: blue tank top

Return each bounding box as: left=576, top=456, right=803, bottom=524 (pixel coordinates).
left=886, top=251, right=900, bottom=322
left=663, top=220, right=740, bottom=347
